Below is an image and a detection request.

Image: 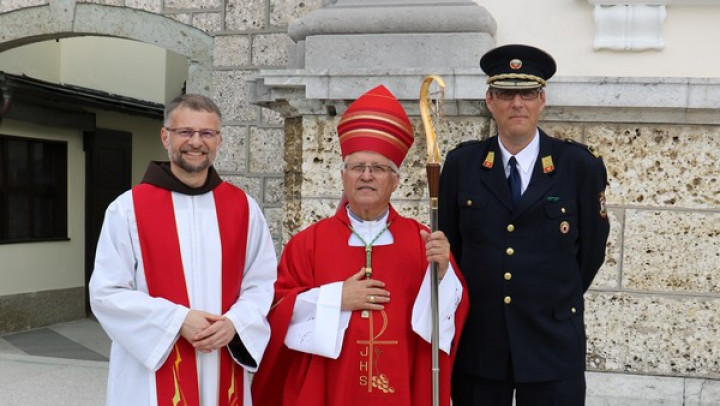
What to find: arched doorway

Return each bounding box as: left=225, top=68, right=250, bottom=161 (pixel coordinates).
left=0, top=2, right=214, bottom=328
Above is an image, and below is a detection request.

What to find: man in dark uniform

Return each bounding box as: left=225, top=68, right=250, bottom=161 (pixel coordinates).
left=438, top=44, right=610, bottom=406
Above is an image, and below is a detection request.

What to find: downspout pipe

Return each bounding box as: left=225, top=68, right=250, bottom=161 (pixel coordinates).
left=0, top=73, right=11, bottom=119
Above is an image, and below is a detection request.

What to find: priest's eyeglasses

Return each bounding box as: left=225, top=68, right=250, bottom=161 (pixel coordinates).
left=490, top=88, right=543, bottom=101
left=165, top=127, right=221, bottom=139
left=344, top=163, right=397, bottom=175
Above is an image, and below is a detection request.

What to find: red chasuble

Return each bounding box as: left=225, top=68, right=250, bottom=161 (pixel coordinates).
left=133, top=182, right=249, bottom=406
left=252, top=205, right=468, bottom=406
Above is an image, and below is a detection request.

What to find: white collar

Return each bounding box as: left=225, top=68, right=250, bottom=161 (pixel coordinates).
left=345, top=206, right=393, bottom=246
left=498, top=129, right=540, bottom=176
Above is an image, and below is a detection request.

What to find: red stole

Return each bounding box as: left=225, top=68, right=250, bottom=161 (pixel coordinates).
left=133, top=182, right=249, bottom=406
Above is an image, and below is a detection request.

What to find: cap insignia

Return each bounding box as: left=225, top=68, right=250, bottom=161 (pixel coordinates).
left=509, top=59, right=523, bottom=70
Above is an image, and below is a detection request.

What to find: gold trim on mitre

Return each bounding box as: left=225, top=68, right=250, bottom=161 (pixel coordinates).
left=339, top=128, right=409, bottom=152
left=339, top=111, right=413, bottom=136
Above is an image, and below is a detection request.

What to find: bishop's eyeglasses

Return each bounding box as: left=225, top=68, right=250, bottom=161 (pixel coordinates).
left=165, top=127, right=221, bottom=139
left=344, top=163, right=397, bottom=175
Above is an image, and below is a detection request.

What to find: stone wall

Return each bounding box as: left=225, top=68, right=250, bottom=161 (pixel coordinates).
left=583, top=122, right=720, bottom=379
left=284, top=109, right=720, bottom=381
left=1, top=0, right=719, bottom=390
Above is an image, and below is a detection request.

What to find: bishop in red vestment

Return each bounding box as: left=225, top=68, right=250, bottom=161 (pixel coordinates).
left=252, top=85, right=469, bottom=406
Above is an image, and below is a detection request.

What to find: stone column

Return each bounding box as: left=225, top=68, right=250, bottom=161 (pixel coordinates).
left=249, top=0, right=497, bottom=114
left=287, top=0, right=497, bottom=70
left=248, top=0, right=497, bottom=239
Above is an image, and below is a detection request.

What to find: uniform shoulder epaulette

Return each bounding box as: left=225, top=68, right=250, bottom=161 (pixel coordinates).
left=453, top=139, right=482, bottom=150
left=564, top=138, right=601, bottom=158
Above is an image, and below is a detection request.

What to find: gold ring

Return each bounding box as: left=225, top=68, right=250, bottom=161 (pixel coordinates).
left=369, top=295, right=375, bottom=303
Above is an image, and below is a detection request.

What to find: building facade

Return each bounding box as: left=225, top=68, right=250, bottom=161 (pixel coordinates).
left=1, top=0, right=718, bottom=403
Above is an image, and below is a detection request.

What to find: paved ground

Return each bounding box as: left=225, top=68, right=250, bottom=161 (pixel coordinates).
left=0, top=318, right=109, bottom=406
left=2, top=318, right=719, bottom=406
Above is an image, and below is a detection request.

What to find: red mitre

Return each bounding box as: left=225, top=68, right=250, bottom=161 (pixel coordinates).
left=337, top=85, right=414, bottom=167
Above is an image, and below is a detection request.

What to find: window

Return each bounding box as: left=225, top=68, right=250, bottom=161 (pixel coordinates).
left=0, top=134, right=68, bottom=243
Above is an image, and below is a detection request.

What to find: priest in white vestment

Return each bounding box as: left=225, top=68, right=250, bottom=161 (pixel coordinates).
left=90, top=94, right=277, bottom=406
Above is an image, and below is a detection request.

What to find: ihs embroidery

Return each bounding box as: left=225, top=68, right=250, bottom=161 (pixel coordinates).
left=357, top=310, right=397, bottom=393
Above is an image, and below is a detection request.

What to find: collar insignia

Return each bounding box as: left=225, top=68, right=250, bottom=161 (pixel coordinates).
left=483, top=151, right=495, bottom=168
left=542, top=155, right=555, bottom=173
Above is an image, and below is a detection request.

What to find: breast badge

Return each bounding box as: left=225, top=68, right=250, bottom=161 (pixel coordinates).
left=560, top=221, right=570, bottom=234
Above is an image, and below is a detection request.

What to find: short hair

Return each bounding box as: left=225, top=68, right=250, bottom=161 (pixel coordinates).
left=164, top=94, right=222, bottom=126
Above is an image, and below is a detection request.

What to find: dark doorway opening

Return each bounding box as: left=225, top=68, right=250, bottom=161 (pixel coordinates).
left=84, top=128, right=132, bottom=314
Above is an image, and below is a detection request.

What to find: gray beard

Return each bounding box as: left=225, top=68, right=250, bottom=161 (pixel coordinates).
left=172, top=152, right=210, bottom=174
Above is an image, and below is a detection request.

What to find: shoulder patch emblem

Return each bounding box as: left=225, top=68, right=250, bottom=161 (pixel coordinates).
left=599, top=191, right=607, bottom=218
left=588, top=145, right=600, bottom=158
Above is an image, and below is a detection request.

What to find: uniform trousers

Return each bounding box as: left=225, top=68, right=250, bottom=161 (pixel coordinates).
left=451, top=363, right=586, bottom=406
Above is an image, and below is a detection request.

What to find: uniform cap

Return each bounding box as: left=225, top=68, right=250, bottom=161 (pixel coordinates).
left=337, top=85, right=414, bottom=167
left=480, top=44, right=557, bottom=89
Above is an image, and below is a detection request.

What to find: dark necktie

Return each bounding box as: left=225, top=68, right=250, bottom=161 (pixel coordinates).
left=508, top=156, right=521, bottom=208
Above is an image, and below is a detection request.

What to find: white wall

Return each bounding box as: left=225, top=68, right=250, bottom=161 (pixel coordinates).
left=0, top=119, right=85, bottom=296
left=0, top=36, right=187, bottom=104
left=0, top=40, right=61, bottom=82
left=60, top=37, right=170, bottom=104
left=477, top=0, right=720, bottom=78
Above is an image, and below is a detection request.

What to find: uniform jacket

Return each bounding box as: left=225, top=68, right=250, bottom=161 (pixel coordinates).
left=438, top=130, right=610, bottom=382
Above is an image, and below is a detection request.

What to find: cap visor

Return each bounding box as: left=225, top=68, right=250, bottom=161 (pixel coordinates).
left=489, top=80, right=543, bottom=90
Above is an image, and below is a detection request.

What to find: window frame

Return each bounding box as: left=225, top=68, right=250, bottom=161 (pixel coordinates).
left=0, top=133, right=68, bottom=244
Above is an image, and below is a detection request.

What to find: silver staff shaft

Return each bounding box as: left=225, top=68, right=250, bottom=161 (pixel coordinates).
left=426, top=160, right=441, bottom=406
left=430, top=196, right=440, bottom=406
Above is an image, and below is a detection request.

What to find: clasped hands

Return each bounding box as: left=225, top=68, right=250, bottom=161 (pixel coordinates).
left=180, top=310, right=236, bottom=353
left=341, top=230, right=450, bottom=312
